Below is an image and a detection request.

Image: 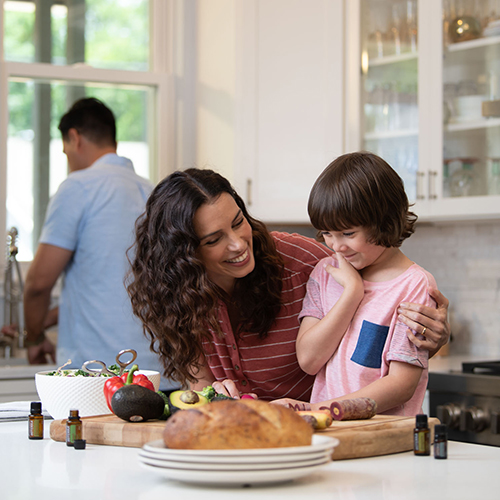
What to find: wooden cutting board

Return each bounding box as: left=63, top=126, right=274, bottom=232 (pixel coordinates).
left=50, top=414, right=439, bottom=460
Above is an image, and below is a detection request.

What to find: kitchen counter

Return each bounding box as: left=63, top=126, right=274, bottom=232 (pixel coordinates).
left=2, top=419, right=499, bottom=500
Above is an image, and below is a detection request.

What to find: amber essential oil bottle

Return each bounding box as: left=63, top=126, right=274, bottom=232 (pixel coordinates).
left=28, top=402, right=44, bottom=440
left=66, top=409, right=82, bottom=446
left=414, top=414, right=430, bottom=456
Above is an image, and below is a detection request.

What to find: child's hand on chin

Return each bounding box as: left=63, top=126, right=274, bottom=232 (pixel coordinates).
left=270, top=398, right=311, bottom=411
left=325, top=253, right=363, bottom=291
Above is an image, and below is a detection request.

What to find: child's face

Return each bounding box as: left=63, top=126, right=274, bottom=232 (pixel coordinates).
left=320, top=227, right=387, bottom=271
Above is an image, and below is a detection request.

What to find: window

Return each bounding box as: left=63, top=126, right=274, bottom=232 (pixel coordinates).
left=1, top=0, right=170, bottom=261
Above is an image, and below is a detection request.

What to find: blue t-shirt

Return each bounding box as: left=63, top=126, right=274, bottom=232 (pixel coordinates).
left=40, top=153, right=176, bottom=389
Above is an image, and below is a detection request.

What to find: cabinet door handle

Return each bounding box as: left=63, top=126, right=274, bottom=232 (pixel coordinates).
left=246, top=178, right=253, bottom=206
left=416, top=171, right=425, bottom=200
left=428, top=171, right=438, bottom=199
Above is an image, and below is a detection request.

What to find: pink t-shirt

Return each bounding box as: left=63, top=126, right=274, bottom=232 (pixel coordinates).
left=299, top=256, right=437, bottom=416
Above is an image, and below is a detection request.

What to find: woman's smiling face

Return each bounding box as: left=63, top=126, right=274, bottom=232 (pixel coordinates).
left=194, top=192, right=255, bottom=294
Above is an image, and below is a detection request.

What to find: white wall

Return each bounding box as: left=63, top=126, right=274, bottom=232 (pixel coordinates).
left=171, top=0, right=236, bottom=182
left=195, top=0, right=236, bottom=182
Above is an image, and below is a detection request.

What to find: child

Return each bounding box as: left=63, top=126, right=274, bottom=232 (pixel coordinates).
left=273, top=151, right=436, bottom=415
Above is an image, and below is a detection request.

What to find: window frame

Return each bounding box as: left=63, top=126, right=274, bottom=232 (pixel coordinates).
left=0, top=0, right=174, bottom=267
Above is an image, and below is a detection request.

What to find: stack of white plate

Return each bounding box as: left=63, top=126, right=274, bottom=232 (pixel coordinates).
left=484, top=20, right=500, bottom=37
left=138, top=434, right=339, bottom=486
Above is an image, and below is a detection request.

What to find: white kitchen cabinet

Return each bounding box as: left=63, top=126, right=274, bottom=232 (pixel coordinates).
left=232, top=0, right=345, bottom=223
left=346, top=0, right=500, bottom=222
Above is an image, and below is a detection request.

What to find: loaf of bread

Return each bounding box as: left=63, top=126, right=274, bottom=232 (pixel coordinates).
left=163, top=399, right=313, bottom=449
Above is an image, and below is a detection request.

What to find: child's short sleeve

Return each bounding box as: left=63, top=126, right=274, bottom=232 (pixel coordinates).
left=298, top=256, right=340, bottom=322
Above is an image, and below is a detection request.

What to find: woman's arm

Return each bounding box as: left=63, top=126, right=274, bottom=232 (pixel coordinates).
left=296, top=255, right=364, bottom=375
left=398, top=288, right=451, bottom=357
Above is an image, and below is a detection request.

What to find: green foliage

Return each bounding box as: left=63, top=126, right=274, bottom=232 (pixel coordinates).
left=85, top=0, right=149, bottom=71
left=3, top=10, right=35, bottom=62
left=8, top=81, right=34, bottom=135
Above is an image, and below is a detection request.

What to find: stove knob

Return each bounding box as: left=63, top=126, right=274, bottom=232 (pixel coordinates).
left=437, top=404, right=461, bottom=429
left=460, top=406, right=488, bottom=433
left=491, top=412, right=500, bottom=434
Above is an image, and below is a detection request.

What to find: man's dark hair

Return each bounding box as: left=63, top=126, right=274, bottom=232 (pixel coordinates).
left=58, top=97, right=117, bottom=147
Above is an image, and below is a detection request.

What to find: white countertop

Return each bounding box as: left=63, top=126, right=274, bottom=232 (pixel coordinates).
left=2, top=419, right=500, bottom=500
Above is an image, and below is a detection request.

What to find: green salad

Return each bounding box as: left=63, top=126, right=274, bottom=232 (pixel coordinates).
left=46, top=364, right=125, bottom=377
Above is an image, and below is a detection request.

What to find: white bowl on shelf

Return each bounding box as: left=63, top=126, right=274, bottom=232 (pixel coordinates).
left=453, top=95, right=487, bottom=121
left=35, top=369, right=160, bottom=420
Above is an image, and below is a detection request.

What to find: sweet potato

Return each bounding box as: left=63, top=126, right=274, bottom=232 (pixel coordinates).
left=320, top=397, right=377, bottom=421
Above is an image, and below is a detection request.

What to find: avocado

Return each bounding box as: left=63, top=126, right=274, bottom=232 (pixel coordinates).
left=168, top=389, right=209, bottom=411
left=111, top=385, right=165, bottom=422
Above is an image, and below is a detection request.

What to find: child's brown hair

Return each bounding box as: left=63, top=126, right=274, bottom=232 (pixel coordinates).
left=308, top=151, right=417, bottom=248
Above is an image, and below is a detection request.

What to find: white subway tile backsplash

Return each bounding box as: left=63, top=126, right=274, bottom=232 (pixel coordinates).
left=402, top=221, right=500, bottom=358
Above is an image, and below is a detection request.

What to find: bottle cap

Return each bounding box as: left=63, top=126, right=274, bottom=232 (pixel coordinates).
left=68, top=408, right=80, bottom=418
left=73, top=439, right=86, bottom=450
left=30, top=402, right=42, bottom=414
left=415, top=414, right=428, bottom=426
left=434, top=424, right=447, bottom=437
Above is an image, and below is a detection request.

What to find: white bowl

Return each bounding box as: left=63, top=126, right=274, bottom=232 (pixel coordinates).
left=453, top=95, right=487, bottom=120
left=35, top=369, right=161, bottom=420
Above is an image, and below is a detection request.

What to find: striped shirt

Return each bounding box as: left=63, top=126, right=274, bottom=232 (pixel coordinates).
left=202, top=232, right=331, bottom=401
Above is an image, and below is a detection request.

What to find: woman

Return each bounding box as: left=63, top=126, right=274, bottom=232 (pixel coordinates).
left=127, top=168, right=450, bottom=400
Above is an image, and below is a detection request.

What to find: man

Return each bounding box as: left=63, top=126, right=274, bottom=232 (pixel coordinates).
left=23, top=98, right=169, bottom=386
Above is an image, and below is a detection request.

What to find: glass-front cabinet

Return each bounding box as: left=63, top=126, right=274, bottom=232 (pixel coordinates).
left=347, top=0, right=500, bottom=221
left=360, top=0, right=419, bottom=201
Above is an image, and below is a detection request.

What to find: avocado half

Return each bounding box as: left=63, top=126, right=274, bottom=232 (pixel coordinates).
left=168, top=390, right=209, bottom=413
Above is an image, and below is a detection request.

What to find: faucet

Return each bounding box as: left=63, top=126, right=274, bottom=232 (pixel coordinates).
left=1, top=227, right=24, bottom=359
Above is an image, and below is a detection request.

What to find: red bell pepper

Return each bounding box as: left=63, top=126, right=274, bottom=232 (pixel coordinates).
left=104, top=364, right=155, bottom=411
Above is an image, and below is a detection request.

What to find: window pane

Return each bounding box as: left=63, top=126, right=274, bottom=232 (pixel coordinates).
left=3, top=0, right=149, bottom=70
left=7, top=79, right=155, bottom=261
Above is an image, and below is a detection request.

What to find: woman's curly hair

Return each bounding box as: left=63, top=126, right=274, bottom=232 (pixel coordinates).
left=126, top=168, right=284, bottom=387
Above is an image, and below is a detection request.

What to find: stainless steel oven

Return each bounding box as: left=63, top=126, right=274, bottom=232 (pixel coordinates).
left=428, top=361, right=500, bottom=447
